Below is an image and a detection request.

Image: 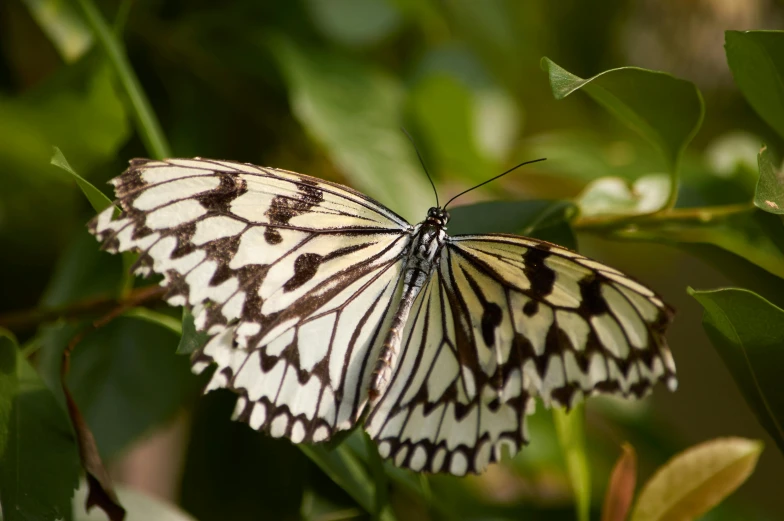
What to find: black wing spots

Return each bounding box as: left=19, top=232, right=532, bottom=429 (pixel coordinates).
left=163, top=270, right=189, bottom=300
left=578, top=275, right=609, bottom=316
left=513, top=333, right=551, bottom=379
left=481, top=303, right=503, bottom=348
left=130, top=222, right=155, bottom=241
left=197, top=172, right=248, bottom=214
left=171, top=222, right=197, bottom=259
left=522, top=247, right=556, bottom=298
left=442, top=255, right=481, bottom=372
left=284, top=253, right=324, bottom=292
left=324, top=242, right=373, bottom=261
left=266, top=183, right=325, bottom=226
left=459, top=266, right=504, bottom=349
left=204, top=235, right=242, bottom=282
left=202, top=301, right=229, bottom=329
left=551, top=384, right=581, bottom=410
left=522, top=300, right=539, bottom=317
left=113, top=166, right=146, bottom=196
left=264, top=228, right=283, bottom=245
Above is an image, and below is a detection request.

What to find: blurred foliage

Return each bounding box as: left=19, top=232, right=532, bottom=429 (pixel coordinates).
left=1, top=0, right=784, bottom=520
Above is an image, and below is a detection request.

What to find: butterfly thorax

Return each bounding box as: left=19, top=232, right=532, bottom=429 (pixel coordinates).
left=369, top=208, right=450, bottom=402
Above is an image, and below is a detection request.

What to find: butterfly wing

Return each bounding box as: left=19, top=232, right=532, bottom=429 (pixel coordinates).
left=365, top=233, right=675, bottom=475
left=90, top=158, right=411, bottom=442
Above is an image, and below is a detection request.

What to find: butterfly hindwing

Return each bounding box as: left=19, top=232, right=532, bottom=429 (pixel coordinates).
left=90, top=158, right=411, bottom=442
left=365, top=265, right=534, bottom=475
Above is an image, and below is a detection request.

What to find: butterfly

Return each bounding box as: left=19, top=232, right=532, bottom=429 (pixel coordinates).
left=89, top=157, right=676, bottom=475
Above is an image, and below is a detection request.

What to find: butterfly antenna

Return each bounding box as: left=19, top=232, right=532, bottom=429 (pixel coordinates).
left=401, top=127, right=439, bottom=208
left=443, top=158, right=547, bottom=209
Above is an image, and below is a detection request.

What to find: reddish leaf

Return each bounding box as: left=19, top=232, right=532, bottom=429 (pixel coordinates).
left=602, top=443, right=637, bottom=521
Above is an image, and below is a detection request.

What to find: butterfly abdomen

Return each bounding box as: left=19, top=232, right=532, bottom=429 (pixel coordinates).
left=369, top=219, right=448, bottom=401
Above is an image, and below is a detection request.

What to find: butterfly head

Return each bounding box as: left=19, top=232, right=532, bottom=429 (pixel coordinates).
left=426, top=207, right=450, bottom=227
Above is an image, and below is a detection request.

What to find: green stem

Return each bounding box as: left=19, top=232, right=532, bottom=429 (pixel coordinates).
left=573, top=202, right=755, bottom=233
left=76, top=0, right=171, bottom=159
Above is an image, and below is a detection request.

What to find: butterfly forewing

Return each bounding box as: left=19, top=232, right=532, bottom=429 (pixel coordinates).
left=90, top=158, right=411, bottom=442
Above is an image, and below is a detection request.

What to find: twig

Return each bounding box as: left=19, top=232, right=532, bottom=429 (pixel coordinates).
left=60, top=284, right=166, bottom=521
left=0, top=286, right=165, bottom=333
left=573, top=202, right=755, bottom=232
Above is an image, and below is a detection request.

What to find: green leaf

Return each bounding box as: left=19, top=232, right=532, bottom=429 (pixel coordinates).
left=37, top=318, right=198, bottom=458
left=630, top=437, right=763, bottom=521
left=176, top=307, right=210, bottom=355
left=40, top=227, right=123, bottom=308
left=0, top=336, right=82, bottom=521
left=363, top=432, right=390, bottom=520
left=754, top=145, right=784, bottom=214
left=605, top=208, right=784, bottom=281
left=51, top=146, right=114, bottom=213
left=541, top=58, right=704, bottom=207
left=678, top=243, right=784, bottom=310
left=303, top=0, right=402, bottom=47
left=688, top=288, right=784, bottom=454
left=123, top=307, right=182, bottom=336
left=268, top=37, right=432, bottom=223
left=300, top=443, right=397, bottom=521
left=407, top=73, right=494, bottom=181
left=577, top=174, right=670, bottom=217
left=21, top=0, right=93, bottom=62
left=74, top=0, right=171, bottom=159
left=725, top=31, right=784, bottom=140
left=554, top=405, right=590, bottom=521
left=449, top=199, right=578, bottom=250
left=0, top=61, right=129, bottom=182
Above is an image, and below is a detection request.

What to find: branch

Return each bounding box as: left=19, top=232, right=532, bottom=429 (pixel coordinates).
left=0, top=286, right=166, bottom=333
left=573, top=202, right=756, bottom=232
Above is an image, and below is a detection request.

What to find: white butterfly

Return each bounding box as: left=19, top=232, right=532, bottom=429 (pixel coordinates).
left=89, top=158, right=676, bottom=475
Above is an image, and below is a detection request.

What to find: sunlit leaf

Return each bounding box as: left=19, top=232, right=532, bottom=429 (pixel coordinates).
left=754, top=145, right=784, bottom=215
left=408, top=73, right=493, bottom=182
left=51, top=146, right=114, bottom=213
left=630, top=437, right=763, bottom=521
left=541, top=58, right=703, bottom=209
left=601, top=208, right=784, bottom=280
left=21, top=0, right=92, bottom=62
left=0, top=336, right=81, bottom=521
left=541, top=58, right=703, bottom=174
left=577, top=174, right=670, bottom=217
left=688, top=288, right=784, bottom=454
left=725, top=30, right=784, bottom=140
left=554, top=406, right=590, bottom=521
left=123, top=307, right=182, bottom=336
left=268, top=37, right=431, bottom=223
